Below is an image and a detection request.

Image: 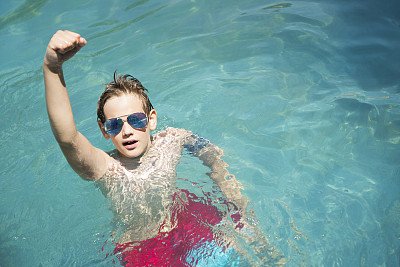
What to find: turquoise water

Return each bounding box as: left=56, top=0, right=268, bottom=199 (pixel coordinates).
left=1, top=0, right=399, bottom=266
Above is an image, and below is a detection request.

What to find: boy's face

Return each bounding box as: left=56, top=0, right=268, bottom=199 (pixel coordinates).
left=100, top=93, right=157, bottom=159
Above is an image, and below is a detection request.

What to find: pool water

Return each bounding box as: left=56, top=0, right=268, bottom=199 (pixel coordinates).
left=1, top=0, right=399, bottom=266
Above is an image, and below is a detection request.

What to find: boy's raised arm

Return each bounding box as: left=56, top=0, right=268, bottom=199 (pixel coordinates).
left=43, top=30, right=109, bottom=181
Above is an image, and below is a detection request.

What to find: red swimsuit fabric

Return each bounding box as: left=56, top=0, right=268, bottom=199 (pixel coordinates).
left=114, top=190, right=226, bottom=267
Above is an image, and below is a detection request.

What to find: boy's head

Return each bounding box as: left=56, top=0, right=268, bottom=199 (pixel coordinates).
left=97, top=72, right=153, bottom=124
left=97, top=73, right=157, bottom=158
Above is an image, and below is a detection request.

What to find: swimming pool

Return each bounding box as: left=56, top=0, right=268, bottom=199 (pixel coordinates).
left=0, top=0, right=399, bottom=265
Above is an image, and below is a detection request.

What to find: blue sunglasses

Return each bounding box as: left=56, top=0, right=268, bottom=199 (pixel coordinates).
left=103, top=112, right=148, bottom=135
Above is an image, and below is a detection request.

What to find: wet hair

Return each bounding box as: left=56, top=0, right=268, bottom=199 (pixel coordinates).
left=97, top=72, right=154, bottom=123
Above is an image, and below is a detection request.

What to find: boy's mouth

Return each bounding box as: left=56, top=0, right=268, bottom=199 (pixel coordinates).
left=123, top=140, right=138, bottom=149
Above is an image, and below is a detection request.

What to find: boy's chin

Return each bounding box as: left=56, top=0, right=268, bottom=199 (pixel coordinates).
left=121, top=151, right=141, bottom=158
left=118, top=148, right=145, bottom=159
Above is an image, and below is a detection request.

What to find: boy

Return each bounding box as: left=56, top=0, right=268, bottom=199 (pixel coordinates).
left=43, top=30, right=284, bottom=266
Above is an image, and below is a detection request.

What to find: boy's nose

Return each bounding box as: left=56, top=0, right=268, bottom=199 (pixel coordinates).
left=121, top=121, right=135, bottom=136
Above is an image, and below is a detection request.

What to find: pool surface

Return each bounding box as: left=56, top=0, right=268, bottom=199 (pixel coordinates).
left=0, top=0, right=399, bottom=266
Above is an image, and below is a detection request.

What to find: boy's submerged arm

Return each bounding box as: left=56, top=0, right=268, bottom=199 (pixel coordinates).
left=43, top=30, right=109, bottom=181
left=185, top=135, right=286, bottom=265
left=184, top=134, right=248, bottom=212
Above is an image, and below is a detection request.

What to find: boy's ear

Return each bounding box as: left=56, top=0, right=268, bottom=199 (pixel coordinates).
left=97, top=120, right=111, bottom=139
left=148, top=109, right=157, bottom=131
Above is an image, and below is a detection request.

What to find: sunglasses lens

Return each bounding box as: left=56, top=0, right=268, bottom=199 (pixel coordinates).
left=104, top=118, right=123, bottom=135
left=127, top=113, right=147, bottom=129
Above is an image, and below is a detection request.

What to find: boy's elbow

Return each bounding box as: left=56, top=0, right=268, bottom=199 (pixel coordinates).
left=52, top=127, right=79, bottom=147
left=56, top=131, right=83, bottom=158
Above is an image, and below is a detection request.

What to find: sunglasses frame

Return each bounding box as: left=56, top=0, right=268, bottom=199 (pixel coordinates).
left=102, top=112, right=148, bottom=136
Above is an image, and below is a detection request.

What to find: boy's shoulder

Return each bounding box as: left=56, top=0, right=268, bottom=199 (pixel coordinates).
left=151, top=127, right=196, bottom=154
left=153, top=127, right=193, bottom=140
